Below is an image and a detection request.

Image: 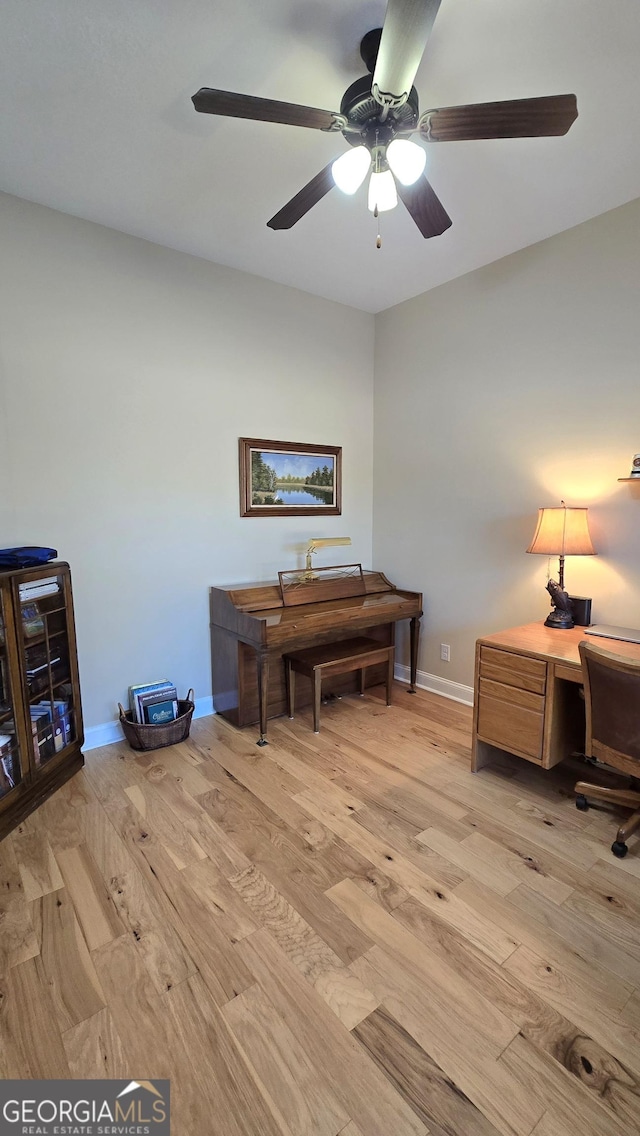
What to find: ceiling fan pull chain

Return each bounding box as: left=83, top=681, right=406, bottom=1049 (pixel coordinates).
left=374, top=205, right=382, bottom=249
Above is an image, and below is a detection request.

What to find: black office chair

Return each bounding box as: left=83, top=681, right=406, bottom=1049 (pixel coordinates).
left=574, top=640, right=640, bottom=858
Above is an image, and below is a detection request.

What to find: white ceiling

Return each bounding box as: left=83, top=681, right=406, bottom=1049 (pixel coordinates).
left=1, top=1, right=639, bottom=313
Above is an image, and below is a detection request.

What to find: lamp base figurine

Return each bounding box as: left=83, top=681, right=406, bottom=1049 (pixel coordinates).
left=544, top=578, right=574, bottom=629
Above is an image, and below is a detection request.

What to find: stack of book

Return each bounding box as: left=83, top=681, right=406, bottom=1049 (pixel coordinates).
left=129, top=680, right=178, bottom=725
left=19, top=576, right=60, bottom=602
left=31, top=700, right=71, bottom=759
left=25, top=647, right=62, bottom=677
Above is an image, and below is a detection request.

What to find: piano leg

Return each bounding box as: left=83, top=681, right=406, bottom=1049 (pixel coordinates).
left=409, top=615, right=420, bottom=693
left=256, top=651, right=270, bottom=745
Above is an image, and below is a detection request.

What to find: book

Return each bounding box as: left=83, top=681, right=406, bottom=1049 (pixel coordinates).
left=19, top=576, right=59, bottom=593
left=26, top=656, right=61, bottom=677
left=30, top=708, right=55, bottom=763
left=129, top=680, right=173, bottom=723
left=21, top=602, right=45, bottom=639
left=31, top=700, right=69, bottom=750
left=143, top=698, right=178, bottom=725
left=1, top=752, right=17, bottom=787
left=19, top=580, right=60, bottom=600
left=136, top=685, right=178, bottom=725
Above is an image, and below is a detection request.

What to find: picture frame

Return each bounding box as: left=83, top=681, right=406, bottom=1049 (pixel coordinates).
left=239, top=438, right=342, bottom=518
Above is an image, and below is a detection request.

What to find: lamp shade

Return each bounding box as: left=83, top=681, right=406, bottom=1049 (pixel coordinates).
left=386, top=138, right=427, bottom=186
left=331, top=147, right=370, bottom=194
left=368, top=169, right=398, bottom=213
left=527, top=505, right=595, bottom=557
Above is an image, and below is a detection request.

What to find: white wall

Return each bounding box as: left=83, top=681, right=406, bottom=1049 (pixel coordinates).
left=374, top=197, right=640, bottom=693
left=0, top=193, right=374, bottom=734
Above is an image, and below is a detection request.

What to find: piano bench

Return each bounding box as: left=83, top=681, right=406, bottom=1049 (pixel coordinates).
left=284, top=636, right=395, bottom=734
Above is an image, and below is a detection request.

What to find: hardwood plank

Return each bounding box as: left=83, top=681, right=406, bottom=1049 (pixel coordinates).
left=504, top=944, right=640, bottom=1077
left=55, top=842, right=124, bottom=950
left=499, top=1031, right=623, bottom=1136
left=92, top=934, right=175, bottom=1076
left=37, top=887, right=105, bottom=1030
left=351, top=804, right=471, bottom=889
left=110, top=805, right=254, bottom=1005
left=82, top=742, right=148, bottom=813
left=327, top=878, right=518, bottom=1055
left=391, top=893, right=640, bottom=1128
left=415, top=826, right=520, bottom=896
left=223, top=982, right=350, bottom=1136
left=199, top=780, right=374, bottom=963
left=460, top=831, right=574, bottom=904
left=230, top=864, right=378, bottom=1029
left=62, top=1006, right=128, bottom=1078
left=455, top=879, right=634, bottom=1016
left=236, top=929, right=429, bottom=1136
left=351, top=947, right=544, bottom=1136
left=108, top=867, right=197, bottom=994
left=12, top=823, right=64, bottom=900
left=182, top=857, right=260, bottom=943
left=0, top=956, right=70, bottom=1078
left=80, top=800, right=133, bottom=883
left=162, top=972, right=290, bottom=1136
left=354, top=1004, right=504, bottom=1136
left=622, top=990, right=640, bottom=1031
left=0, top=837, right=39, bottom=971
left=138, top=757, right=252, bottom=877
left=124, top=782, right=207, bottom=869
left=198, top=777, right=371, bottom=893
left=507, top=883, right=640, bottom=988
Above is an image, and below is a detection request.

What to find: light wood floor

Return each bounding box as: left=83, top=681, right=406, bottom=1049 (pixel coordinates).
left=2, top=684, right=640, bottom=1136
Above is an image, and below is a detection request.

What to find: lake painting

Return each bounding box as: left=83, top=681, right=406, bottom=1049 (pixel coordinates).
left=240, top=438, right=342, bottom=517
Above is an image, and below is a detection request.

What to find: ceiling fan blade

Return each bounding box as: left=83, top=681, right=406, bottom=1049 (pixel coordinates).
left=372, top=0, right=442, bottom=111
left=192, top=88, right=344, bottom=131
left=267, top=163, right=336, bottom=230
left=419, top=94, right=578, bottom=141
left=397, top=174, right=452, bottom=238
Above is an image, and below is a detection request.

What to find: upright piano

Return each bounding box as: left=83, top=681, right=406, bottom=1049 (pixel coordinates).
left=209, top=567, right=422, bottom=743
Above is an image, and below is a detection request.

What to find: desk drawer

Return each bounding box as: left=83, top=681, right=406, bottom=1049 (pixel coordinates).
left=479, top=646, right=547, bottom=695
left=477, top=689, right=544, bottom=762
left=554, top=662, right=582, bottom=684
left=479, top=677, right=544, bottom=713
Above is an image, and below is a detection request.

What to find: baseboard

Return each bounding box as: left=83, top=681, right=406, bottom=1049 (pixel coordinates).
left=82, top=695, right=215, bottom=752
left=394, top=663, right=474, bottom=707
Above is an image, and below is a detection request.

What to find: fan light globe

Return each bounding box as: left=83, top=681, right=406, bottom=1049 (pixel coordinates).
left=368, top=169, right=398, bottom=213
left=331, top=147, right=371, bottom=194
left=386, top=138, right=427, bottom=186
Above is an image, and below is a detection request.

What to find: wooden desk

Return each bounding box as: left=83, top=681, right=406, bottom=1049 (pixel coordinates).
left=472, top=622, right=640, bottom=772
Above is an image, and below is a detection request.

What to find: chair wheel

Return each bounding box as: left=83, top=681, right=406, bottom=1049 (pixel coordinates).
left=575, top=794, right=589, bottom=811
left=612, top=841, right=628, bottom=859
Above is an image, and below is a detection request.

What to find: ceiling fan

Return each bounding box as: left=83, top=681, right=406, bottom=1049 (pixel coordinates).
left=191, top=0, right=578, bottom=240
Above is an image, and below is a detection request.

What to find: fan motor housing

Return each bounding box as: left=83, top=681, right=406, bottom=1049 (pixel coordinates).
left=340, top=75, right=419, bottom=146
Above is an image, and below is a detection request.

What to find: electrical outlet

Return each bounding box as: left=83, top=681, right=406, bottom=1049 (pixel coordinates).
left=440, top=643, right=451, bottom=662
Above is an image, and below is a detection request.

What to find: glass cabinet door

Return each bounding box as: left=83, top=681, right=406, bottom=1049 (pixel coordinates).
left=18, top=571, right=78, bottom=768
left=0, top=589, right=24, bottom=798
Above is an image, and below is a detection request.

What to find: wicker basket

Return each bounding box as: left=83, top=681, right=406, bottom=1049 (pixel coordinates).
left=118, top=689, right=195, bottom=751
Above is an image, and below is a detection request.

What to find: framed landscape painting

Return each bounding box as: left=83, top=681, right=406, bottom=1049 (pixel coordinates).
left=239, top=438, right=342, bottom=518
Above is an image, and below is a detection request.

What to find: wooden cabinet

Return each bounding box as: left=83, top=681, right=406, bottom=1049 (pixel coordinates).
left=0, top=562, right=84, bottom=839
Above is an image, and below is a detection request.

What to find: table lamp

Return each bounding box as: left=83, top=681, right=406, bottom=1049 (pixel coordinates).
left=526, top=501, right=595, bottom=629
